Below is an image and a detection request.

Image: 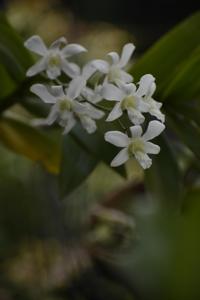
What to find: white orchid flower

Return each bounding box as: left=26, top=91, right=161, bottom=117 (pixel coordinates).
left=105, top=120, right=165, bottom=169
left=91, top=43, right=135, bottom=85
left=31, top=77, right=104, bottom=134
left=138, top=74, right=165, bottom=123
left=102, top=81, right=149, bottom=124
left=24, top=35, right=87, bottom=79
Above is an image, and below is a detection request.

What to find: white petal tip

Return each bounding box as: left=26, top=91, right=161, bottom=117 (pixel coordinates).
left=87, top=128, right=96, bottom=134
left=30, top=84, right=41, bottom=93
left=106, top=117, right=113, bottom=122
left=26, top=69, right=36, bottom=77
left=139, top=158, right=152, bottom=169
left=26, top=71, right=32, bottom=77
left=125, top=43, right=136, bottom=51
left=104, top=132, right=109, bottom=141
left=110, top=162, right=118, bottom=168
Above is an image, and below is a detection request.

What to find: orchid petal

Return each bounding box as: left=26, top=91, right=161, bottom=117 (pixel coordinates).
left=74, top=102, right=104, bottom=119
left=62, top=43, right=87, bottom=57
left=82, top=62, right=96, bottom=80
left=119, top=82, right=136, bottom=95
left=150, top=108, right=165, bottom=123
left=26, top=57, right=46, bottom=77
left=147, top=81, right=156, bottom=98
left=61, top=59, right=80, bottom=78
left=46, top=66, right=61, bottom=79
left=135, top=152, right=152, bottom=169
left=154, top=101, right=163, bottom=110
left=119, top=70, right=133, bottom=83
left=91, top=59, right=109, bottom=73
left=118, top=43, right=135, bottom=68
left=136, top=74, right=155, bottom=97
left=102, top=84, right=124, bottom=101
left=50, top=37, right=67, bottom=50
left=50, top=86, right=65, bottom=98
left=106, top=103, right=123, bottom=121
left=111, top=148, right=129, bottom=167
left=32, top=105, right=58, bottom=126
left=92, top=85, right=103, bottom=103
left=139, top=100, right=150, bottom=113
left=24, top=35, right=47, bottom=56
left=81, top=86, right=102, bottom=104
left=62, top=116, right=76, bottom=134
left=105, top=131, right=129, bottom=147
left=130, top=125, right=143, bottom=138
left=143, top=120, right=165, bottom=141
left=144, top=142, right=160, bottom=154
left=67, top=76, right=86, bottom=100
left=80, top=116, right=97, bottom=134
left=46, top=105, right=59, bottom=125
left=127, top=109, right=145, bottom=125
left=81, top=87, right=93, bottom=101
left=31, top=84, right=56, bottom=104
left=83, top=103, right=104, bottom=119
left=107, top=52, right=120, bottom=64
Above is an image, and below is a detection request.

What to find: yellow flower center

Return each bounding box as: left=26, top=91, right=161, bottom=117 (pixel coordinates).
left=58, top=98, right=72, bottom=112
left=129, top=138, right=144, bottom=154
left=48, top=53, right=61, bottom=67
left=121, top=96, right=136, bottom=110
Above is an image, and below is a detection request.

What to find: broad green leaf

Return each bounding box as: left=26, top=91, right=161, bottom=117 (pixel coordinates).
left=130, top=12, right=200, bottom=96
left=0, top=13, right=32, bottom=85
left=0, top=116, right=61, bottom=174
left=72, top=124, right=126, bottom=177
left=168, top=189, right=200, bottom=300
left=0, top=145, right=63, bottom=248
left=60, top=121, right=126, bottom=197
left=145, top=135, right=183, bottom=208
left=166, top=102, right=200, bottom=127
left=168, top=112, right=200, bottom=160
left=0, top=63, right=16, bottom=99
left=163, top=47, right=200, bottom=102
left=60, top=133, right=97, bottom=197
left=0, top=13, right=33, bottom=107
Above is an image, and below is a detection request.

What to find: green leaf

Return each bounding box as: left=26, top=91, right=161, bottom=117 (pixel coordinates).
left=0, top=116, right=61, bottom=174
left=168, top=112, right=200, bottom=160
left=59, top=121, right=126, bottom=197
left=0, top=145, right=64, bottom=247
left=0, top=13, right=33, bottom=106
left=145, top=135, right=183, bottom=208
left=130, top=11, right=200, bottom=96
left=0, top=63, right=16, bottom=99
left=72, top=124, right=126, bottom=177
left=163, top=47, right=200, bottom=102
left=168, top=188, right=200, bottom=300
left=60, top=133, right=98, bottom=197
left=166, top=102, right=200, bottom=127
left=0, top=13, right=32, bottom=85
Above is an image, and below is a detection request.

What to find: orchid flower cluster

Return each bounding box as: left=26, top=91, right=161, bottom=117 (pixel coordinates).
left=24, top=35, right=165, bottom=169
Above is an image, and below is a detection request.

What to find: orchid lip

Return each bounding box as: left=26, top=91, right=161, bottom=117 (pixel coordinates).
left=48, top=53, right=62, bottom=67
left=128, top=138, right=145, bottom=154
left=121, top=95, right=137, bottom=110
left=58, top=98, right=73, bottom=112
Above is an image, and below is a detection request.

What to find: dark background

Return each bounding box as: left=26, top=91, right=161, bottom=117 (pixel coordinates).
left=64, top=0, right=199, bottom=48
left=0, top=0, right=199, bottom=49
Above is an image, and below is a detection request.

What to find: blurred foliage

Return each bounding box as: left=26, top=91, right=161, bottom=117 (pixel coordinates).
left=0, top=3, right=200, bottom=300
